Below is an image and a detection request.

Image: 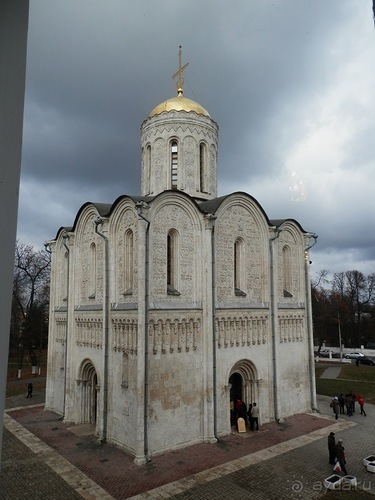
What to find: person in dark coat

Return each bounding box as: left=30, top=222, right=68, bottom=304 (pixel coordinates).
left=335, top=439, right=348, bottom=475
left=240, top=401, right=248, bottom=427
left=345, top=394, right=352, bottom=416
left=328, top=432, right=336, bottom=465
left=247, top=403, right=253, bottom=430
left=338, top=394, right=345, bottom=414
left=26, top=382, right=33, bottom=398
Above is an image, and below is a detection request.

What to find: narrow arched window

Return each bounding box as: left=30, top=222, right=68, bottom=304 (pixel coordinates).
left=146, top=144, right=151, bottom=194
left=171, top=141, right=178, bottom=189
left=283, top=245, right=293, bottom=297
left=234, top=238, right=246, bottom=296
left=124, top=229, right=134, bottom=293
left=89, top=242, right=96, bottom=298
left=167, top=232, right=174, bottom=287
left=63, top=251, right=68, bottom=301
left=199, top=142, right=207, bottom=193
left=167, top=229, right=180, bottom=295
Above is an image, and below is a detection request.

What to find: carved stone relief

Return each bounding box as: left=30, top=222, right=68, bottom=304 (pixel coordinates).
left=112, top=317, right=138, bottom=354
left=279, top=314, right=304, bottom=343
left=215, top=314, right=268, bottom=348
left=55, top=316, right=67, bottom=345
left=75, top=317, right=103, bottom=349
left=149, top=316, right=201, bottom=354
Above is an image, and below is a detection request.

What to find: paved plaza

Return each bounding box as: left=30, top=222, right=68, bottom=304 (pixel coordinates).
left=1, top=383, right=375, bottom=499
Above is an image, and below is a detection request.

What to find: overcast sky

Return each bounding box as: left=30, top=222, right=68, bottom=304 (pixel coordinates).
left=18, top=0, right=375, bottom=281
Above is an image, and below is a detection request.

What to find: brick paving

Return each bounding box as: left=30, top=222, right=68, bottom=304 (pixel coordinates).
left=5, top=402, right=333, bottom=498
left=1, top=389, right=375, bottom=499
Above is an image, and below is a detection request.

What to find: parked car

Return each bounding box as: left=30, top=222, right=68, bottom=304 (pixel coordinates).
left=360, top=356, right=375, bottom=366
left=318, top=349, right=331, bottom=358
left=319, top=349, right=340, bottom=358
left=344, top=352, right=365, bottom=359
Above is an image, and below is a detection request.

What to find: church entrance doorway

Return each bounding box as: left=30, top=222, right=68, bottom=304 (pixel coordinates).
left=228, top=359, right=258, bottom=429
left=79, top=360, right=98, bottom=425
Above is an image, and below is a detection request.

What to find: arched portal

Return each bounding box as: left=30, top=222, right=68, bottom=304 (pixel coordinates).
left=229, top=373, right=242, bottom=402
left=78, top=359, right=98, bottom=424
left=228, top=359, right=259, bottom=428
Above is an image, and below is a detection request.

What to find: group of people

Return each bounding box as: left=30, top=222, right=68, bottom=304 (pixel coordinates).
left=330, top=390, right=367, bottom=419
left=327, top=432, right=348, bottom=475
left=231, top=399, right=260, bottom=431
left=327, top=389, right=369, bottom=476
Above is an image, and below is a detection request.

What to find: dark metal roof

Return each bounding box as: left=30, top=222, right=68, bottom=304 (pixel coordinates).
left=51, top=191, right=311, bottom=242
left=269, top=218, right=309, bottom=233
left=199, top=191, right=271, bottom=224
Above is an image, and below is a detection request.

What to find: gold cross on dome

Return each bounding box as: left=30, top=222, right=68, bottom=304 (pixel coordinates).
left=172, top=46, right=189, bottom=96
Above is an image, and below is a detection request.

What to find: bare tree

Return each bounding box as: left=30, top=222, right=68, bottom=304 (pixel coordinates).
left=11, top=242, right=50, bottom=371
left=312, top=269, right=375, bottom=349
left=331, top=270, right=375, bottom=347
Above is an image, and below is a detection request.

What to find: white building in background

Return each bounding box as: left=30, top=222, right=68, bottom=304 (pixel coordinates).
left=45, top=53, right=317, bottom=464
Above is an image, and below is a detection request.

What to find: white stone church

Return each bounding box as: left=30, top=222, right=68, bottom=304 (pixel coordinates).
left=45, top=54, right=317, bottom=464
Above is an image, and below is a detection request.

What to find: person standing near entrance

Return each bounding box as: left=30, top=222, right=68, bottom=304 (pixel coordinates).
left=247, top=403, right=253, bottom=430
left=250, top=402, right=259, bottom=430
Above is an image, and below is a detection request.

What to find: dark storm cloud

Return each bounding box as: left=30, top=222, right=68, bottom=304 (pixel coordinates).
left=18, top=0, right=375, bottom=277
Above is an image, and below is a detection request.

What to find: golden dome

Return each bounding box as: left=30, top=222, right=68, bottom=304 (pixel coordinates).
left=148, top=95, right=210, bottom=118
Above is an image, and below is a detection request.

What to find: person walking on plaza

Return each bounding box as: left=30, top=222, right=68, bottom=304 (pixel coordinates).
left=330, top=396, right=339, bottom=420
left=328, top=432, right=336, bottom=465
left=335, top=439, right=348, bottom=475
left=250, top=402, right=259, bottom=430
left=26, top=382, right=33, bottom=398
left=357, top=393, right=367, bottom=416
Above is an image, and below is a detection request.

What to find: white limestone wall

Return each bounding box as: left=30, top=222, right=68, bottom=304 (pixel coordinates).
left=147, top=345, right=204, bottom=455
left=214, top=194, right=270, bottom=305
left=140, top=111, right=218, bottom=200
left=148, top=193, right=203, bottom=304
left=45, top=313, right=67, bottom=415
left=46, top=236, right=70, bottom=415
left=45, top=185, right=314, bottom=459
left=106, top=348, right=138, bottom=454
left=58, top=206, right=106, bottom=426
left=45, top=240, right=58, bottom=412
left=276, top=335, right=311, bottom=417
left=273, top=222, right=312, bottom=416
left=214, top=311, right=274, bottom=435
left=64, top=345, right=103, bottom=424
left=276, top=222, right=306, bottom=304
left=108, top=199, right=139, bottom=303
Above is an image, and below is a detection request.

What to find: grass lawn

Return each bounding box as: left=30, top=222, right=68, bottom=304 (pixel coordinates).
left=315, top=363, right=375, bottom=404
left=6, top=380, right=46, bottom=398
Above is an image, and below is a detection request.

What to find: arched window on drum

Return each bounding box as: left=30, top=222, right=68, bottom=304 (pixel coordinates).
left=170, top=140, right=178, bottom=189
